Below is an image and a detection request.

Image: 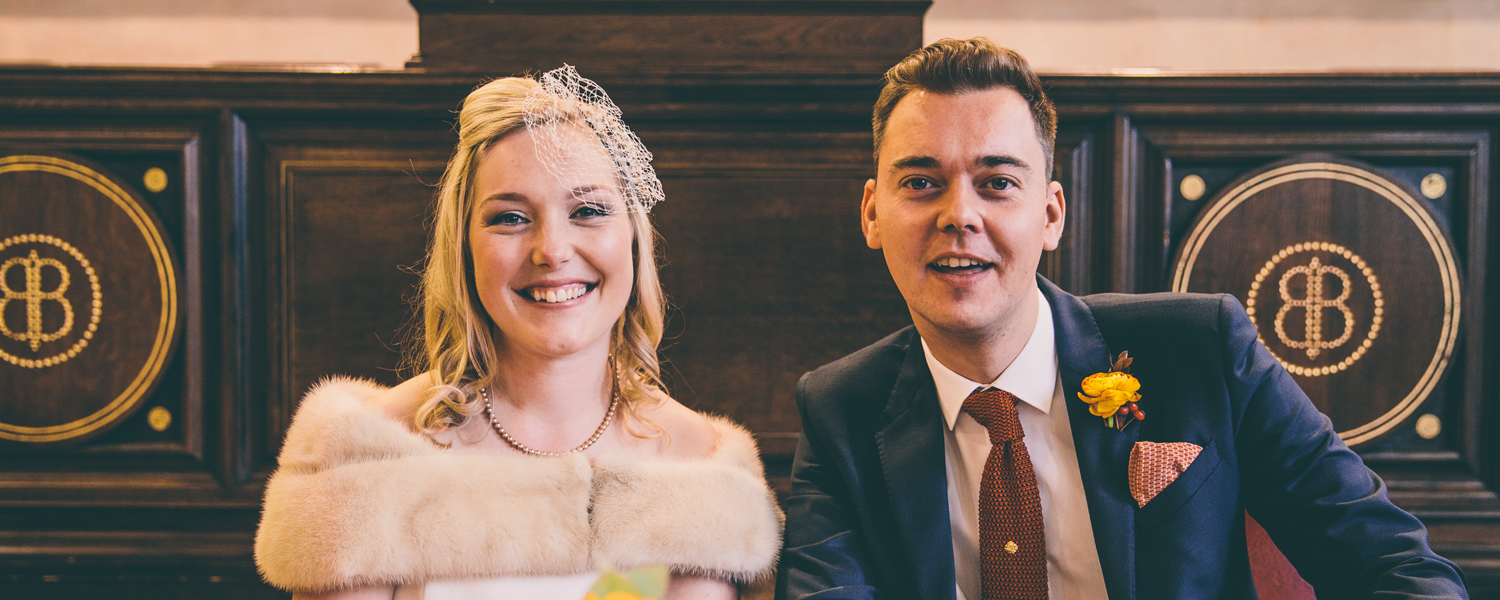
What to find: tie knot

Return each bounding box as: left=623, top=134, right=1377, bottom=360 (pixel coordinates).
left=962, top=388, right=1024, bottom=444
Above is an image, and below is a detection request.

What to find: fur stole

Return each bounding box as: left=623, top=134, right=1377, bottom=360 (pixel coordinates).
left=255, top=377, right=783, bottom=593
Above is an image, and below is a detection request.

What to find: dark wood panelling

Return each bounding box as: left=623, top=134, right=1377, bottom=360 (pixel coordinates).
left=653, top=164, right=909, bottom=451
left=269, top=153, right=448, bottom=440
left=409, top=0, right=929, bottom=75
left=1047, top=120, right=1109, bottom=294
left=280, top=161, right=440, bottom=389
left=4, top=61, right=1500, bottom=595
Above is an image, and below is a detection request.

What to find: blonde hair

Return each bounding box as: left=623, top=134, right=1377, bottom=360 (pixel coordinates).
left=411, top=76, right=669, bottom=437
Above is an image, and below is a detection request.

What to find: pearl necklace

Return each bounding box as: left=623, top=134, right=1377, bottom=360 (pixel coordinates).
left=481, top=387, right=618, bottom=457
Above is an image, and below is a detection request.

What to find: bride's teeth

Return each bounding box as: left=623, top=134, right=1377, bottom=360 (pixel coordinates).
left=529, top=284, right=590, bottom=303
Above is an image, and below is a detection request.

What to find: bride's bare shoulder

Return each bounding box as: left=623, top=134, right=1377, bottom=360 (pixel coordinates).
left=632, top=396, right=725, bottom=460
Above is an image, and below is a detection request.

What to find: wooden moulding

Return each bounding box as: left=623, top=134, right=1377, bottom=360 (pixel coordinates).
left=407, top=0, right=931, bottom=75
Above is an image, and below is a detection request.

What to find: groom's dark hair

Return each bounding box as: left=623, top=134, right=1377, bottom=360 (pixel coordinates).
left=872, top=37, right=1057, bottom=177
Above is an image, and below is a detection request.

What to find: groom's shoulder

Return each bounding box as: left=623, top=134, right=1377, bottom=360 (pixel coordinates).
left=797, top=325, right=916, bottom=410
left=1076, top=290, right=1234, bottom=333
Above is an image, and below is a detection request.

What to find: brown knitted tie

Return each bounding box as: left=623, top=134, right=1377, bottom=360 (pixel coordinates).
left=962, top=388, right=1048, bottom=600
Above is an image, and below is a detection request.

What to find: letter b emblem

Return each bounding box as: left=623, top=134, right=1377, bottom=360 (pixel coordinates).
left=0, top=249, right=74, bottom=352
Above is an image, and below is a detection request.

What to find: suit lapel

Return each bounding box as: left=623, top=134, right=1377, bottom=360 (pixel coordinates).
left=1042, top=277, right=1139, bottom=600
left=875, top=330, right=957, bottom=600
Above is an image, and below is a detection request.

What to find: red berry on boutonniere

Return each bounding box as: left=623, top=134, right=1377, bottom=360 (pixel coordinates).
left=1077, top=351, right=1144, bottom=430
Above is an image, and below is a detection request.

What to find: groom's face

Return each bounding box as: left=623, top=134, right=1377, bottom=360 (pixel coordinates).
left=861, top=87, right=1065, bottom=340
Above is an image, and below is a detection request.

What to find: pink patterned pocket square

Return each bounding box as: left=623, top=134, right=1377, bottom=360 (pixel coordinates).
left=1128, top=441, right=1203, bottom=508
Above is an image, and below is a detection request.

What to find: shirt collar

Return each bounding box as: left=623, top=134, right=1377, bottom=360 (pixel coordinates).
left=923, top=287, right=1058, bottom=431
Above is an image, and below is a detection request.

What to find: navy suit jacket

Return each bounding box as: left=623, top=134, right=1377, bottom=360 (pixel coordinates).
left=777, top=277, right=1467, bottom=599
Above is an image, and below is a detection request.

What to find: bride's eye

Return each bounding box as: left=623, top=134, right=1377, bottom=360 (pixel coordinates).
left=486, top=211, right=528, bottom=226
left=572, top=203, right=614, bottom=219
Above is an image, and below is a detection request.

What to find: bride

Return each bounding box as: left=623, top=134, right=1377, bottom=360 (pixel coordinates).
left=254, top=67, right=782, bottom=600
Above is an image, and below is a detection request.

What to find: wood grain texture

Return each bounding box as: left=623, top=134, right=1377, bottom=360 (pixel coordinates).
left=409, top=0, right=926, bottom=74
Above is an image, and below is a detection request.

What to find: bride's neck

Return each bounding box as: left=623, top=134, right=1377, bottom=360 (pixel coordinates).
left=488, top=342, right=613, bottom=420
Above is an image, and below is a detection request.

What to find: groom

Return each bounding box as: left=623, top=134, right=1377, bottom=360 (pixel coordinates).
left=775, top=38, right=1467, bottom=599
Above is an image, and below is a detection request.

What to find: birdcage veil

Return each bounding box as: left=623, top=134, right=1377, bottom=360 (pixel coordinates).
left=521, top=65, right=664, bottom=213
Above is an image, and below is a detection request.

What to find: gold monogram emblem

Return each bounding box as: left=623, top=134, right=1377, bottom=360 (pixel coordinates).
left=1275, top=256, right=1354, bottom=359
left=1247, top=242, right=1382, bottom=377
left=0, top=234, right=101, bottom=369
left=1, top=249, right=74, bottom=351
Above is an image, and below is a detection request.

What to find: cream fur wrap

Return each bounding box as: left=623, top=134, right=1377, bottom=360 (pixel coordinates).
left=254, top=377, right=784, bottom=593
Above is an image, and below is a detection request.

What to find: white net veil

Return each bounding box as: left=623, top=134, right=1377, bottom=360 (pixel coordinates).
left=521, top=65, right=664, bottom=213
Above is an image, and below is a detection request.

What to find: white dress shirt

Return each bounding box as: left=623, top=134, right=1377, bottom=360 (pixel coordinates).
left=922, top=288, right=1109, bottom=600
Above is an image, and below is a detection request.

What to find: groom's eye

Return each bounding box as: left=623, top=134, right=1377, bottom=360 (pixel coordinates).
left=902, top=177, right=936, bottom=191
left=983, top=177, right=1014, bottom=191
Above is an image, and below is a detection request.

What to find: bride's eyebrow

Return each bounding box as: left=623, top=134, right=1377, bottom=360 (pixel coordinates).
left=569, top=184, right=623, bottom=198
left=478, top=192, right=528, bottom=204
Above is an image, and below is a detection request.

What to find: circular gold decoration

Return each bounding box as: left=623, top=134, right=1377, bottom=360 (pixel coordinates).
left=0, top=234, right=102, bottom=368
left=1420, top=173, right=1447, bottom=200
left=1180, top=174, right=1207, bottom=201
left=1246, top=242, right=1381, bottom=377
left=142, top=167, right=169, bottom=193
left=1172, top=157, right=1461, bottom=447
left=1415, top=414, right=1441, bottom=440
left=147, top=406, right=172, bottom=432
left=0, top=154, right=180, bottom=444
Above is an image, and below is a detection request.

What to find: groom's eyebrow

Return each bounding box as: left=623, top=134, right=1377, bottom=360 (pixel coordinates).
left=888, top=154, right=1031, bottom=172
left=978, top=154, right=1030, bottom=172
left=890, top=155, right=940, bottom=170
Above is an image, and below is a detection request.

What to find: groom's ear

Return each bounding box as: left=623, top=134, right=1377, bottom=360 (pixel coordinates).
left=1042, top=179, right=1066, bottom=251
left=861, top=178, right=881, bottom=250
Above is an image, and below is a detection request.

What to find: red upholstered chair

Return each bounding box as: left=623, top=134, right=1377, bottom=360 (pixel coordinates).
left=1246, top=512, right=1316, bottom=600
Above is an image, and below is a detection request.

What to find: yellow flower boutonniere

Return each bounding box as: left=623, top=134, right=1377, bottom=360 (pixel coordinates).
left=1078, top=351, right=1145, bottom=431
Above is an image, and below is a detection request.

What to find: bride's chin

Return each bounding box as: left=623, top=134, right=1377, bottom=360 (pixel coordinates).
left=501, top=329, right=613, bottom=361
